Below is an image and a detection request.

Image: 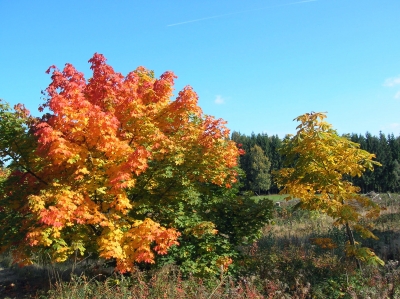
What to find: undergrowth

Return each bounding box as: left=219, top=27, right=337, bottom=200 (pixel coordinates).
left=1, top=193, right=400, bottom=298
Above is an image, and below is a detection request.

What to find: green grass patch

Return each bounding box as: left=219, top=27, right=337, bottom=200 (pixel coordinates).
left=251, top=193, right=288, bottom=202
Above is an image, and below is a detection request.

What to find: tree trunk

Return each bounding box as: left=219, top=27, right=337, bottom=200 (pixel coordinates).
left=345, top=222, right=362, bottom=271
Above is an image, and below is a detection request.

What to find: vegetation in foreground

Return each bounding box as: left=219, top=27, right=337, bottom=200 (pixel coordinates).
left=1, top=192, right=400, bottom=299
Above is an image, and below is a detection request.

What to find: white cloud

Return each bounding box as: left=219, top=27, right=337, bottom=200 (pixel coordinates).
left=214, top=95, right=225, bottom=105
left=395, top=91, right=400, bottom=99
left=383, top=76, right=400, bottom=87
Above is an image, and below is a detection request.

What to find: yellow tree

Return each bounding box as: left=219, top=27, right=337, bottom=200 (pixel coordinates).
left=275, top=112, right=383, bottom=266
left=0, top=54, right=241, bottom=273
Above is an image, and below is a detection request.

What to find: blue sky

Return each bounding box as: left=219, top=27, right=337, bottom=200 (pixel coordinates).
left=1, top=0, right=400, bottom=137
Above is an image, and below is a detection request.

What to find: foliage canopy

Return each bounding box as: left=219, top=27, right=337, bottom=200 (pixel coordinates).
left=275, top=112, right=383, bottom=265
left=0, top=54, right=242, bottom=273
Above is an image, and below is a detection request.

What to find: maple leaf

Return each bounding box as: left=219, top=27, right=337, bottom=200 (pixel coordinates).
left=0, top=54, right=241, bottom=273
left=275, top=112, right=382, bottom=266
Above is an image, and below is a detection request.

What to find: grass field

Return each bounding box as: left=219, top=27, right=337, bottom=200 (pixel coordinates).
left=251, top=193, right=289, bottom=202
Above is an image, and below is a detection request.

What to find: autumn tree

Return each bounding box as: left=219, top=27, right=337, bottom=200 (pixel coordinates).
left=0, top=54, right=243, bottom=273
left=275, top=112, right=383, bottom=267
left=248, top=145, right=271, bottom=194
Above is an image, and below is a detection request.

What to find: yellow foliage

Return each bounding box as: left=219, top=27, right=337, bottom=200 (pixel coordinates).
left=345, top=242, right=384, bottom=266
left=185, top=221, right=218, bottom=238
left=216, top=256, right=233, bottom=271
left=276, top=112, right=382, bottom=264
left=310, top=237, right=338, bottom=250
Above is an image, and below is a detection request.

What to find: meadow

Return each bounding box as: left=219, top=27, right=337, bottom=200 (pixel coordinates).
left=1, top=192, right=399, bottom=299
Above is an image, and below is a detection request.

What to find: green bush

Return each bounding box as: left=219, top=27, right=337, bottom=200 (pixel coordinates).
left=131, top=184, right=274, bottom=277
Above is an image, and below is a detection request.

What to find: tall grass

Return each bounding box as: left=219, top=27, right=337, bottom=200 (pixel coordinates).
left=44, top=264, right=265, bottom=299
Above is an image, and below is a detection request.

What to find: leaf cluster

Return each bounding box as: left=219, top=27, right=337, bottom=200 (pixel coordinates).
left=0, top=54, right=244, bottom=273
left=275, top=112, right=382, bottom=264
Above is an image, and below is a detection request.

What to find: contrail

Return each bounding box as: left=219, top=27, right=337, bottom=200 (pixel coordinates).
left=167, top=0, right=317, bottom=27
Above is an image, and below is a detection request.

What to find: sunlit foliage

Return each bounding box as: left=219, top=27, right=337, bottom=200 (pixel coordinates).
left=0, top=54, right=241, bottom=273
left=275, top=112, right=383, bottom=265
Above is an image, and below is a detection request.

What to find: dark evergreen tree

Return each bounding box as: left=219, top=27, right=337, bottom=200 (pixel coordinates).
left=268, top=135, right=283, bottom=193
left=375, top=132, right=391, bottom=192
left=248, top=145, right=271, bottom=194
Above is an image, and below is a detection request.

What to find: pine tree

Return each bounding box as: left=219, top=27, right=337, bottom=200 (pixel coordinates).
left=248, top=145, right=271, bottom=194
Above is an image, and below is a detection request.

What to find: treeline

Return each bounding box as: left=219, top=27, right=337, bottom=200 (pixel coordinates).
left=231, top=131, right=283, bottom=194
left=231, top=131, right=400, bottom=194
left=349, top=132, right=400, bottom=193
